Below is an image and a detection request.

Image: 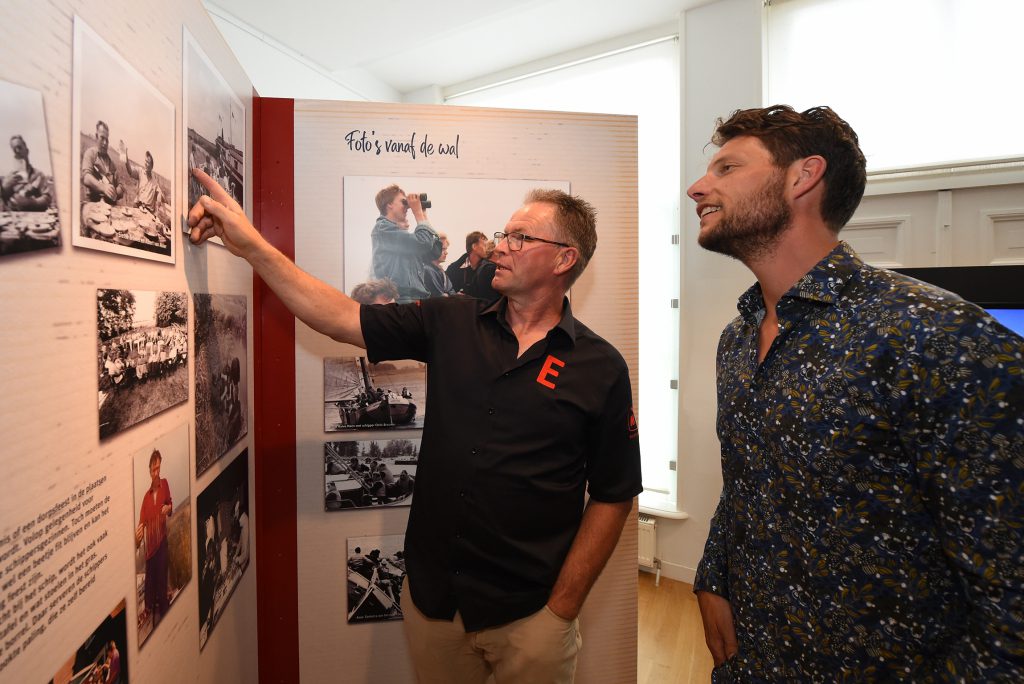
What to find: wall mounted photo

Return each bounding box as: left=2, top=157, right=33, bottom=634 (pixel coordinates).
left=0, top=79, right=61, bottom=257
left=48, top=598, right=128, bottom=684
left=193, top=293, right=248, bottom=477
left=324, top=356, right=426, bottom=431
left=183, top=28, right=245, bottom=243
left=342, top=176, right=570, bottom=303
left=197, top=449, right=250, bottom=650
left=325, top=438, right=418, bottom=511
left=132, top=424, right=192, bottom=647
left=346, top=534, right=406, bottom=624
left=72, top=17, right=175, bottom=263
left=97, top=289, right=188, bottom=440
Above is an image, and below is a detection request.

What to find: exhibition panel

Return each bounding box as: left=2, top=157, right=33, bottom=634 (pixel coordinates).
left=0, top=1, right=256, bottom=682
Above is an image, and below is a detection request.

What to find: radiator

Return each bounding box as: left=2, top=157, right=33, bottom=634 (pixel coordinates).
left=638, top=513, right=656, bottom=569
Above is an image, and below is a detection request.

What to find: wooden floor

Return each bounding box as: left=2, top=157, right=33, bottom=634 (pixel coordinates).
left=638, top=571, right=714, bottom=683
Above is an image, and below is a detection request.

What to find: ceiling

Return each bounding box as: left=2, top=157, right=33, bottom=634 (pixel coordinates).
left=207, top=0, right=704, bottom=95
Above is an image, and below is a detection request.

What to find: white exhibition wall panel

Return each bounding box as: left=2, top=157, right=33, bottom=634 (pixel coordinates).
left=294, top=101, right=640, bottom=683
left=0, top=2, right=256, bottom=683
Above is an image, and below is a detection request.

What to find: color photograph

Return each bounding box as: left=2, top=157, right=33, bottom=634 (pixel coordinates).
left=197, top=449, right=250, bottom=650
left=346, top=534, right=406, bottom=624
left=183, top=27, right=245, bottom=239
left=325, top=438, right=418, bottom=511
left=96, top=288, right=188, bottom=440
left=48, top=599, right=128, bottom=684
left=324, top=356, right=426, bottom=431
left=342, top=176, right=570, bottom=302
left=0, top=79, right=60, bottom=256
left=72, top=16, right=175, bottom=263
left=194, top=293, right=248, bottom=477
left=131, top=423, right=192, bottom=647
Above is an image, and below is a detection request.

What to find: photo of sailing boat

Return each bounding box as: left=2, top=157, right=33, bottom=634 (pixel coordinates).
left=323, top=356, right=426, bottom=431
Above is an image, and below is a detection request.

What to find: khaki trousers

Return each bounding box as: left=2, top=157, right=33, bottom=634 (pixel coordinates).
left=401, top=579, right=582, bottom=683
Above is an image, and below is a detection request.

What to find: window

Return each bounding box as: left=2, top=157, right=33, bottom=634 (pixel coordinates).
left=447, top=37, right=681, bottom=505
left=767, top=0, right=1024, bottom=172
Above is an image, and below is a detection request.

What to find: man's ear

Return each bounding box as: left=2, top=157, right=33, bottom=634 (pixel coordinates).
left=553, top=247, right=579, bottom=276
left=790, top=155, right=826, bottom=200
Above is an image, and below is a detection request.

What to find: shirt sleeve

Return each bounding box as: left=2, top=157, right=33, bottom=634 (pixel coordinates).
left=359, top=300, right=433, bottom=364
left=583, top=360, right=643, bottom=503
left=899, top=309, right=1024, bottom=680
left=693, top=491, right=730, bottom=600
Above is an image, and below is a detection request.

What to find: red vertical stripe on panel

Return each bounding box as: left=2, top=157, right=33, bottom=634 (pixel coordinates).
left=252, top=96, right=298, bottom=683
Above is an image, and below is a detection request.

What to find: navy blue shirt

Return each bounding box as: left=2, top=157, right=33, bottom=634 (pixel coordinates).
left=361, top=296, right=642, bottom=631
left=696, top=242, right=1024, bottom=682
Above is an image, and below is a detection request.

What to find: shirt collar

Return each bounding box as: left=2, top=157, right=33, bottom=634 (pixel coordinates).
left=482, top=296, right=577, bottom=346
left=737, top=241, right=864, bottom=323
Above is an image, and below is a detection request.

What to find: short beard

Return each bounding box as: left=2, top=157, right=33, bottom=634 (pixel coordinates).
left=698, top=171, right=792, bottom=263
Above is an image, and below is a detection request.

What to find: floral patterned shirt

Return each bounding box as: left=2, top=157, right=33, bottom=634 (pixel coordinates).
left=694, top=242, right=1024, bottom=682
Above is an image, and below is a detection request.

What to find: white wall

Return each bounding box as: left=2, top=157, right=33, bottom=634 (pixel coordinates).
left=653, top=0, right=765, bottom=584
left=0, top=1, right=257, bottom=681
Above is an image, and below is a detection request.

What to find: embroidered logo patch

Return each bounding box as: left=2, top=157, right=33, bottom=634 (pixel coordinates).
left=627, top=407, right=639, bottom=439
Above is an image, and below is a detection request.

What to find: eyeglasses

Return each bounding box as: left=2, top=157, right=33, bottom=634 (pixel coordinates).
left=493, top=231, right=570, bottom=251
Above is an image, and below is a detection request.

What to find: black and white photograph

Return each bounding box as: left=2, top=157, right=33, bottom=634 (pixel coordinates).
left=131, top=424, right=192, bottom=647
left=194, top=293, right=248, bottom=477
left=325, top=438, right=418, bottom=511
left=346, top=534, right=406, bottom=624
left=343, top=176, right=570, bottom=304
left=72, top=16, right=175, bottom=263
left=197, top=449, right=250, bottom=650
left=48, top=598, right=128, bottom=684
left=0, top=79, right=61, bottom=257
left=97, top=288, right=188, bottom=440
left=324, top=356, right=426, bottom=431
left=183, top=28, right=245, bottom=238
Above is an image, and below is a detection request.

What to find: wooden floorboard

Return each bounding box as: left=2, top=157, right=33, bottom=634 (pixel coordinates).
left=637, top=571, right=714, bottom=683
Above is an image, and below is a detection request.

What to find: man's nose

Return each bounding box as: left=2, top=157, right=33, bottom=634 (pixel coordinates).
left=686, top=175, right=708, bottom=202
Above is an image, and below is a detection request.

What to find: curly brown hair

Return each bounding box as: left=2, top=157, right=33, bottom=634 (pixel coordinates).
left=712, top=105, right=866, bottom=231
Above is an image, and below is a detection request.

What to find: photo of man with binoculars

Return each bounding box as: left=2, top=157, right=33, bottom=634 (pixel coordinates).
left=370, top=184, right=442, bottom=303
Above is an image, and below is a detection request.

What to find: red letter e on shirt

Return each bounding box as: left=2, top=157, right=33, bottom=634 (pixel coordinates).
left=536, top=355, right=565, bottom=390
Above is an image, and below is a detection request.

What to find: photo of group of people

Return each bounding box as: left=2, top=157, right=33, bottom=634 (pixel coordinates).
left=184, top=28, right=245, bottom=230
left=131, top=424, right=192, bottom=646
left=323, top=356, right=426, bottom=431
left=324, top=438, right=418, bottom=511
left=72, top=17, right=175, bottom=263
left=342, top=176, right=571, bottom=307
left=48, top=599, right=127, bottom=684
left=97, top=289, right=188, bottom=440
left=346, top=534, right=406, bottom=624
left=197, top=450, right=250, bottom=650
left=194, top=293, right=248, bottom=477
left=0, top=79, right=61, bottom=257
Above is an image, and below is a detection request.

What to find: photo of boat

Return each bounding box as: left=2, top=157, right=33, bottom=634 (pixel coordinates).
left=324, top=356, right=425, bottom=431
left=324, top=438, right=418, bottom=511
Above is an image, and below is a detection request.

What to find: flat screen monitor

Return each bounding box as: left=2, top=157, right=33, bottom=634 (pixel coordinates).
left=894, top=265, right=1024, bottom=339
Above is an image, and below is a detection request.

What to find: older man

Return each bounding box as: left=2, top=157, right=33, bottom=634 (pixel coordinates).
left=188, top=171, right=641, bottom=683
left=81, top=120, right=123, bottom=205
left=2, top=135, right=53, bottom=211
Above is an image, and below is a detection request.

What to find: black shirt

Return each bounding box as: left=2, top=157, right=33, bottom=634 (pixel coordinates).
left=360, top=296, right=643, bottom=631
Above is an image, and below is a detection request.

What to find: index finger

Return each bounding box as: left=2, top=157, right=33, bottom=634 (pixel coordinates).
left=192, top=168, right=242, bottom=213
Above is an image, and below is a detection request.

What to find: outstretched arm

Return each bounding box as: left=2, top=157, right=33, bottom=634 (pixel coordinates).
left=188, top=168, right=365, bottom=347
left=546, top=498, right=632, bottom=620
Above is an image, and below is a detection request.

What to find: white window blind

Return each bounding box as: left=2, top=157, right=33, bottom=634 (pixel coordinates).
left=447, top=38, right=681, bottom=501
left=767, top=0, right=1024, bottom=172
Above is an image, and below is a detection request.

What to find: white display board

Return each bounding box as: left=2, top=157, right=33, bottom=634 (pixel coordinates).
left=0, top=2, right=256, bottom=682
left=294, top=100, right=640, bottom=683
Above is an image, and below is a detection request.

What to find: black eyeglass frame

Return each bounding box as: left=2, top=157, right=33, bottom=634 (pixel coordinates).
left=493, top=231, right=571, bottom=251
